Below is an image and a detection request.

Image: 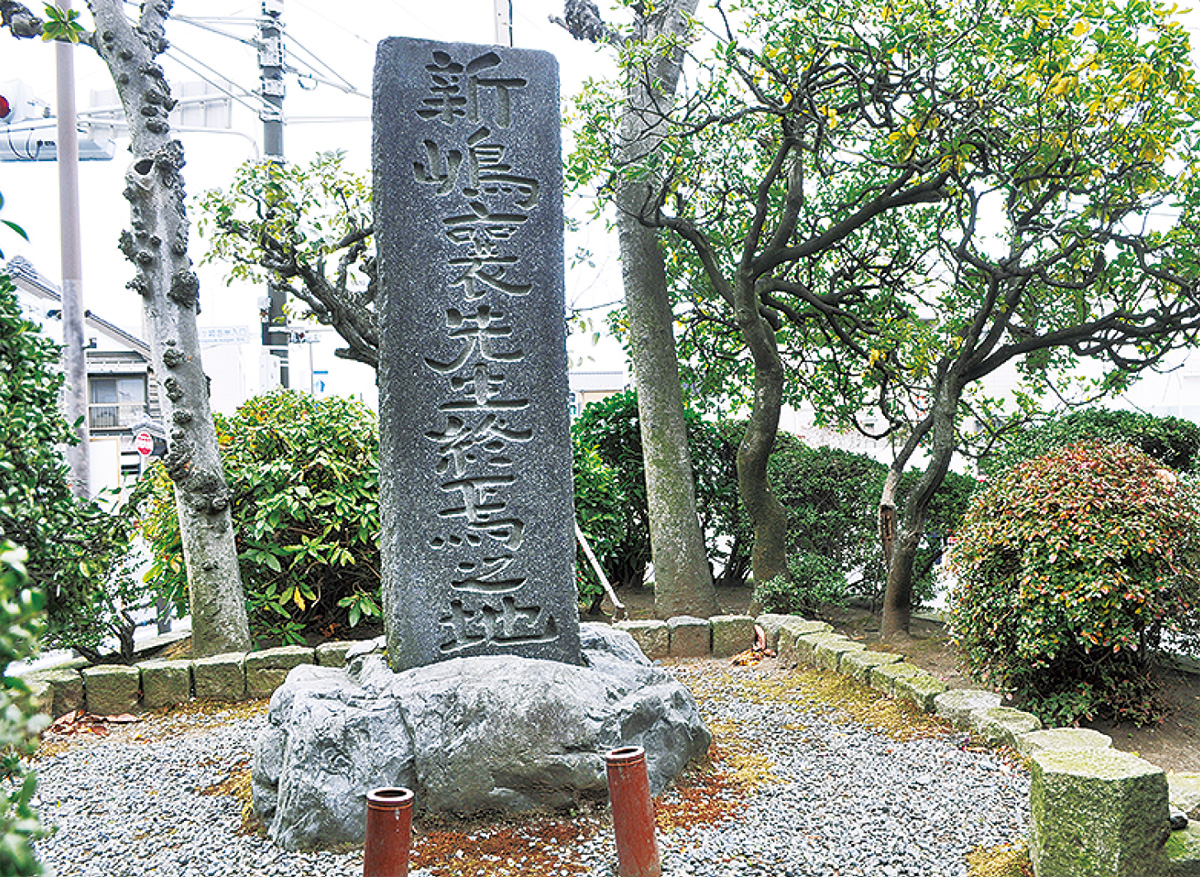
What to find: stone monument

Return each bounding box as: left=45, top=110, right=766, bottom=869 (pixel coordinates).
left=252, top=38, right=709, bottom=849
left=372, top=36, right=580, bottom=670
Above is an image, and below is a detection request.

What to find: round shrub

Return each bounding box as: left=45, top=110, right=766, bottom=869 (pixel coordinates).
left=948, top=440, right=1200, bottom=725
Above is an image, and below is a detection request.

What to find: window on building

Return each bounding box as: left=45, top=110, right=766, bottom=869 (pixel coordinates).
left=89, top=375, right=147, bottom=429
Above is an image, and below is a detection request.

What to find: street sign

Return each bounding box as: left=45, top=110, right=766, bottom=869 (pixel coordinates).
left=134, top=430, right=154, bottom=456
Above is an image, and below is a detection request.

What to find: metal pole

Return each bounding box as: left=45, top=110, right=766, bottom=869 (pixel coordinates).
left=259, top=0, right=289, bottom=388
left=493, top=0, right=513, bottom=46
left=55, top=0, right=89, bottom=498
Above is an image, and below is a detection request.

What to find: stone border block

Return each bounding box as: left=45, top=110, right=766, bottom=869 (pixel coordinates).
left=755, top=614, right=815, bottom=650
left=934, top=688, right=1002, bottom=726
left=710, top=615, right=755, bottom=659
left=969, top=706, right=1042, bottom=748
left=245, top=646, right=316, bottom=698
left=615, top=620, right=669, bottom=661
left=315, top=640, right=358, bottom=668
left=813, top=637, right=866, bottom=672
left=775, top=620, right=835, bottom=665
left=29, top=668, right=84, bottom=719
left=1031, top=747, right=1170, bottom=877
left=1166, top=822, right=1200, bottom=875
left=82, top=665, right=141, bottom=716
left=26, top=679, right=53, bottom=717
left=1171, top=774, right=1200, bottom=822
left=780, top=632, right=846, bottom=668
left=667, top=616, right=711, bottom=658
left=1016, top=727, right=1113, bottom=760
left=138, top=660, right=193, bottom=710
left=193, top=652, right=247, bottom=701
left=869, top=661, right=924, bottom=696
left=893, top=671, right=948, bottom=713
left=839, top=649, right=903, bottom=684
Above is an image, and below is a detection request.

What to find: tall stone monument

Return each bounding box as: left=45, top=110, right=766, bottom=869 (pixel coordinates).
left=373, top=37, right=580, bottom=670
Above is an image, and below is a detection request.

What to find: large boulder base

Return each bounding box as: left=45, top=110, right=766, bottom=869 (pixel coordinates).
left=254, top=623, right=710, bottom=851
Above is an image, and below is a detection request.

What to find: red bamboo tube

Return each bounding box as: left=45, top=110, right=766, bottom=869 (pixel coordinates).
left=605, top=746, right=661, bottom=877
left=363, top=786, right=414, bottom=877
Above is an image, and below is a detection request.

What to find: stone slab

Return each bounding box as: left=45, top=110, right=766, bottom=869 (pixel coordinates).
left=839, top=649, right=903, bottom=684
left=893, top=671, right=949, bottom=713
left=869, top=660, right=924, bottom=696
left=775, top=621, right=836, bottom=667
left=1171, top=774, right=1200, bottom=821
left=246, top=646, right=316, bottom=698
left=26, top=679, right=53, bottom=717
left=710, top=615, right=755, bottom=659
left=780, top=631, right=846, bottom=668
left=934, top=689, right=1002, bottom=726
left=614, top=620, right=669, bottom=661
left=315, top=641, right=358, bottom=668
left=1167, top=822, right=1200, bottom=876
left=812, top=637, right=867, bottom=672
left=1016, top=727, right=1113, bottom=760
left=193, top=652, right=246, bottom=701
left=138, top=659, right=192, bottom=710
left=28, top=668, right=83, bottom=718
left=667, top=616, right=711, bottom=658
left=1031, top=747, right=1170, bottom=877
left=82, top=665, right=141, bottom=716
left=374, top=36, right=579, bottom=671
left=968, top=706, right=1042, bottom=748
left=757, top=615, right=830, bottom=651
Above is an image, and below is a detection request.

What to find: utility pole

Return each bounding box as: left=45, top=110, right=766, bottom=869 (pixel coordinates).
left=494, top=0, right=513, bottom=46
left=259, top=0, right=289, bottom=387
left=55, top=0, right=89, bottom=497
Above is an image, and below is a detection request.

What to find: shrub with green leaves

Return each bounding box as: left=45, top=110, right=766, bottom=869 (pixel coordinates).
left=139, top=390, right=381, bottom=645
left=573, top=439, right=626, bottom=613
left=0, top=542, right=48, bottom=875
left=982, top=408, right=1200, bottom=476
left=0, top=271, right=140, bottom=662
left=948, top=440, right=1200, bottom=725
left=753, top=551, right=849, bottom=616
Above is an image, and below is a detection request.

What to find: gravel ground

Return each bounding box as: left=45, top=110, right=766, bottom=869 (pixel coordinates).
left=32, top=660, right=1029, bottom=877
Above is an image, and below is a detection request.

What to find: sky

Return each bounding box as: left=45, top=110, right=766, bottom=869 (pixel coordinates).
left=0, top=0, right=628, bottom=410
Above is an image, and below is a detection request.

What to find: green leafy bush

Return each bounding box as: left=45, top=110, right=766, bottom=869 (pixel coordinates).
left=983, top=408, right=1200, bottom=476
left=948, top=440, right=1200, bottom=725
left=0, top=542, right=48, bottom=875
left=572, top=392, right=975, bottom=603
left=571, top=392, right=652, bottom=590
left=754, top=551, right=849, bottom=616
left=573, top=440, right=626, bottom=612
left=0, top=272, right=139, bottom=662
left=139, top=390, right=381, bottom=645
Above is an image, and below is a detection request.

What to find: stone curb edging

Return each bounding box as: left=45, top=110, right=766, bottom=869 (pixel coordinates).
left=742, top=612, right=1200, bottom=877
left=22, top=611, right=1200, bottom=876
left=21, top=640, right=359, bottom=719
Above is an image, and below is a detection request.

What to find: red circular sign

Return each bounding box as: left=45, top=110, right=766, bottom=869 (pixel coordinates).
left=134, top=430, right=154, bottom=456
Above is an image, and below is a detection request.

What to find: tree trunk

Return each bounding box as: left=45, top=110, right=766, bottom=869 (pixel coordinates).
left=87, top=0, right=250, bottom=656
left=614, top=0, right=718, bottom=619
left=617, top=200, right=718, bottom=618
left=879, top=375, right=961, bottom=640
left=733, top=274, right=788, bottom=585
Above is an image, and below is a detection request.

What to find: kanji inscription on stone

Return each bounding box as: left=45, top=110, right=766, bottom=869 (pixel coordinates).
left=373, top=37, right=579, bottom=670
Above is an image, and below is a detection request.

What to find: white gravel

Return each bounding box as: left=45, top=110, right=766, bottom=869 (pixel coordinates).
left=32, top=662, right=1029, bottom=877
